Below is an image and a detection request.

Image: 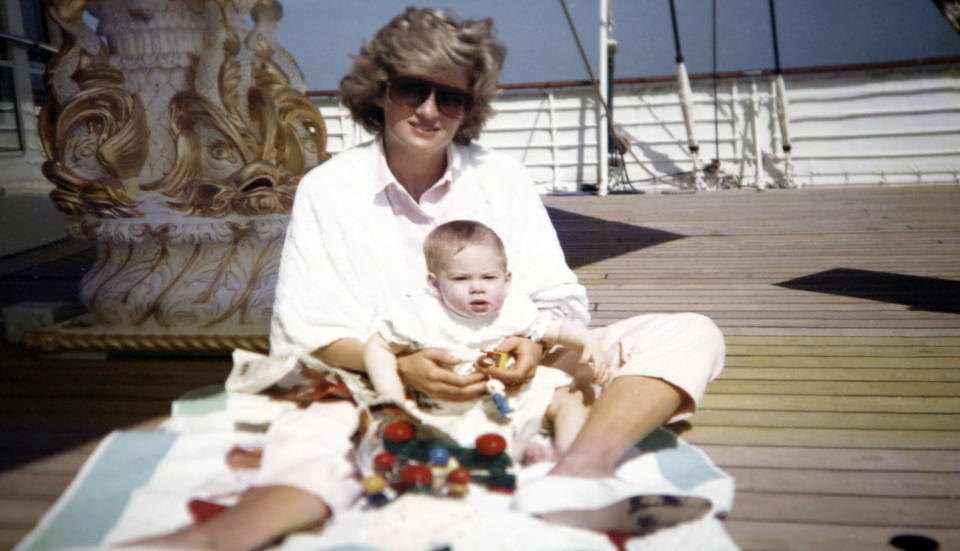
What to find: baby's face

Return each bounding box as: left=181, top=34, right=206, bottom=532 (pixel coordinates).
left=429, top=243, right=511, bottom=320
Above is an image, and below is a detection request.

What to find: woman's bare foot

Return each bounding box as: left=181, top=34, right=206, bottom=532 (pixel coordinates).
left=548, top=453, right=614, bottom=478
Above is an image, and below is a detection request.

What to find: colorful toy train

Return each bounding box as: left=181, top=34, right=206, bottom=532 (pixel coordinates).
left=362, top=419, right=515, bottom=507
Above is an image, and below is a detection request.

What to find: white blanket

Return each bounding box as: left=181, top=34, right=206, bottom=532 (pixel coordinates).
left=18, top=383, right=738, bottom=551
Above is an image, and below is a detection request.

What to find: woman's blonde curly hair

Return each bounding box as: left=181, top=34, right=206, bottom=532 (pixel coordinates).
left=339, top=7, right=506, bottom=145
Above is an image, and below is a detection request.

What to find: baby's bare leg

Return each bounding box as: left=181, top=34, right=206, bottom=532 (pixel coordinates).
left=514, top=385, right=593, bottom=466
left=363, top=336, right=408, bottom=402
left=545, top=386, right=592, bottom=457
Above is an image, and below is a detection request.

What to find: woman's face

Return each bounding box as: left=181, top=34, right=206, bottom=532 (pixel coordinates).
left=379, top=69, right=470, bottom=160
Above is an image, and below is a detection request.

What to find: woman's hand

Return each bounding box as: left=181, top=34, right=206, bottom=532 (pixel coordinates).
left=397, top=348, right=488, bottom=401
left=481, top=336, right=544, bottom=388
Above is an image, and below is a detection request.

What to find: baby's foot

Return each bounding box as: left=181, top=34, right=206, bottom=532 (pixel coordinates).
left=514, top=439, right=558, bottom=466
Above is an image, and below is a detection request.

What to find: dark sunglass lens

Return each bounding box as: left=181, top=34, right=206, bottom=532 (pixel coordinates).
left=389, top=77, right=471, bottom=116
left=390, top=78, right=431, bottom=107
left=436, top=89, right=470, bottom=115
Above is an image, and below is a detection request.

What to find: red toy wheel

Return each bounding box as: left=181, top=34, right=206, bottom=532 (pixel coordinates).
left=383, top=420, right=414, bottom=443
left=475, top=433, right=507, bottom=456
left=448, top=467, right=472, bottom=485
left=399, top=463, right=433, bottom=488
left=373, top=451, right=396, bottom=472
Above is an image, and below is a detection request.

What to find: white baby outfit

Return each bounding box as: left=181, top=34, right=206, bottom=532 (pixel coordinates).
left=374, top=286, right=573, bottom=448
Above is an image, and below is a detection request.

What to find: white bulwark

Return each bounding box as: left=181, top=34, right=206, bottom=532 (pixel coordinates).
left=312, top=62, right=960, bottom=193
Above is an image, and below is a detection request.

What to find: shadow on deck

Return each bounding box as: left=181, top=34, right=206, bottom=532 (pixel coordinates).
left=546, top=206, right=685, bottom=269
left=778, top=268, right=960, bottom=314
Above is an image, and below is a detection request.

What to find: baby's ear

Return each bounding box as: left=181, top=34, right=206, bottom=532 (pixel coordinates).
left=427, top=273, right=440, bottom=291
left=505, top=271, right=512, bottom=285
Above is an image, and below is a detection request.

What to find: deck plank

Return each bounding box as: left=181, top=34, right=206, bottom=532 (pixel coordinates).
left=681, top=426, right=960, bottom=448
left=729, top=493, right=960, bottom=527
left=691, top=410, right=960, bottom=430
left=701, top=394, right=960, bottom=413
left=724, top=521, right=960, bottom=551
left=724, top=468, right=960, bottom=497
left=696, top=445, right=960, bottom=472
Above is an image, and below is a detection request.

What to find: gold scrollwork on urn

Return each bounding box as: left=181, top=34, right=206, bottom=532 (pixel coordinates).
left=37, top=0, right=330, bottom=333
left=41, top=0, right=329, bottom=220
left=141, top=0, right=330, bottom=217
left=39, top=33, right=148, bottom=218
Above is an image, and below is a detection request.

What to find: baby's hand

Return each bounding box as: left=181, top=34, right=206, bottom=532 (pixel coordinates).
left=579, top=340, right=611, bottom=386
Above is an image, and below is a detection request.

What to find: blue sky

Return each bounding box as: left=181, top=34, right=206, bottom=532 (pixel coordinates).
left=276, top=0, right=960, bottom=91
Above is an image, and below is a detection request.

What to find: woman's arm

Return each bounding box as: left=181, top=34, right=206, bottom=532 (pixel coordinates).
left=315, top=338, right=488, bottom=401
left=396, top=348, right=489, bottom=401
left=270, top=175, right=373, bottom=360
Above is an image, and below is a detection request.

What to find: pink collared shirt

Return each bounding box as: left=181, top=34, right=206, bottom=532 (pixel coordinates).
left=269, top=138, right=589, bottom=362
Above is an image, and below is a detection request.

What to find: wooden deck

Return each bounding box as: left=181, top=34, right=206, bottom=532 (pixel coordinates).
left=2, top=185, right=959, bottom=550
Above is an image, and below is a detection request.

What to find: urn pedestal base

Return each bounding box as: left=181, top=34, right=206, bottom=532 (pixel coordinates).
left=19, top=215, right=287, bottom=355
left=22, top=320, right=268, bottom=355
left=36, top=0, right=329, bottom=356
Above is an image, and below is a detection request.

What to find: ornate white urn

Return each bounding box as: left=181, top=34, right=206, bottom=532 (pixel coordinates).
left=31, top=0, right=329, bottom=353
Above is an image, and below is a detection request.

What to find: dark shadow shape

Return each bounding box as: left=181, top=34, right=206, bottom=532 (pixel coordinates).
left=546, top=206, right=685, bottom=269
left=776, top=268, right=960, bottom=315
left=664, top=420, right=693, bottom=436
left=889, top=533, right=939, bottom=551
left=0, top=341, right=230, bottom=472
left=634, top=136, right=687, bottom=177
left=0, top=244, right=95, bottom=308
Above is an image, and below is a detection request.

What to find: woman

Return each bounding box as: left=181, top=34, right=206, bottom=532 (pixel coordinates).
left=137, top=7, right=725, bottom=549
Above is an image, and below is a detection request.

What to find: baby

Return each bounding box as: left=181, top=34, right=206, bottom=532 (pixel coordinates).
left=363, top=220, right=611, bottom=462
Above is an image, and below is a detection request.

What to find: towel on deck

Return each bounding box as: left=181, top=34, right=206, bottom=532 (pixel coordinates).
left=17, top=382, right=738, bottom=551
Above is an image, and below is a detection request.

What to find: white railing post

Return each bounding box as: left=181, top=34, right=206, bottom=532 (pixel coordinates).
left=732, top=80, right=746, bottom=187
left=751, top=80, right=764, bottom=189
left=597, top=0, right=610, bottom=195
left=547, top=89, right=561, bottom=190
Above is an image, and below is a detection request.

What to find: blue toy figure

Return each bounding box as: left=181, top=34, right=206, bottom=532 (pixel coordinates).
left=486, top=379, right=514, bottom=416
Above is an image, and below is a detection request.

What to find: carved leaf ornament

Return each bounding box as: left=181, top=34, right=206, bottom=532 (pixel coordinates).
left=35, top=0, right=330, bottom=332
left=40, top=0, right=329, bottom=219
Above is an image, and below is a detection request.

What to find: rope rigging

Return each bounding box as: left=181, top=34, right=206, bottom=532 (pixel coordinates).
left=768, top=0, right=796, bottom=187
left=712, top=0, right=720, bottom=164
left=556, top=0, right=797, bottom=191
left=668, top=0, right=705, bottom=189
left=557, top=0, right=656, bottom=190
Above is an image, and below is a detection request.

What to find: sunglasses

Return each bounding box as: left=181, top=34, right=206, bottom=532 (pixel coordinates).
left=387, top=76, right=472, bottom=118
